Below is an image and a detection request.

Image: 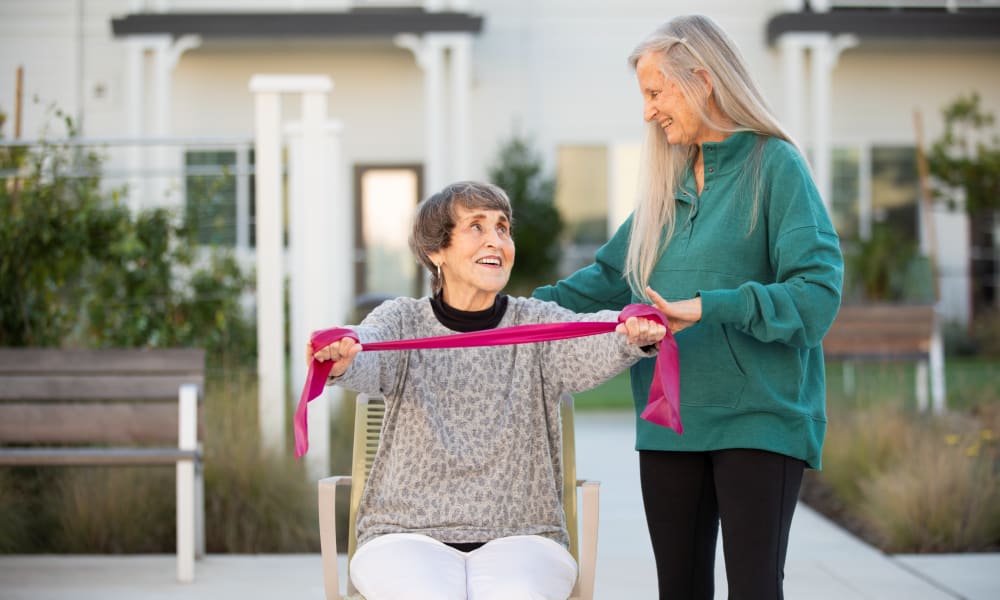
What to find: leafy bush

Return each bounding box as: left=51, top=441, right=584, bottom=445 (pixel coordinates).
left=0, top=105, right=255, bottom=365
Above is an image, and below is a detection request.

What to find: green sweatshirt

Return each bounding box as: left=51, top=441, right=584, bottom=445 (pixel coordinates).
left=534, top=131, right=843, bottom=469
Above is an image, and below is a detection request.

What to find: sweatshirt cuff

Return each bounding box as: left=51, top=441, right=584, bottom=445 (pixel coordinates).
left=699, top=288, right=749, bottom=325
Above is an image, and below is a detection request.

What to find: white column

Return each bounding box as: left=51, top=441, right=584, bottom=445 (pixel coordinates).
left=250, top=83, right=285, bottom=456
left=287, top=86, right=346, bottom=479
left=447, top=34, right=472, bottom=181
left=808, top=34, right=857, bottom=214
left=150, top=34, right=201, bottom=208
left=125, top=38, right=146, bottom=213
left=397, top=33, right=448, bottom=195
left=778, top=34, right=806, bottom=144
left=249, top=75, right=334, bottom=458
left=810, top=35, right=833, bottom=214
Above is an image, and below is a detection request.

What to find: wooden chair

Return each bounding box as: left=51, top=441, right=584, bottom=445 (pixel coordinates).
left=318, top=393, right=600, bottom=600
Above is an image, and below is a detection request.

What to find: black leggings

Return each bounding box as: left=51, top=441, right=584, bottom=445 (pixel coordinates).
left=639, top=448, right=804, bottom=600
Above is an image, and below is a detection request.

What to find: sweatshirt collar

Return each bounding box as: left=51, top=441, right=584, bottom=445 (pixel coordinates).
left=677, top=130, right=763, bottom=201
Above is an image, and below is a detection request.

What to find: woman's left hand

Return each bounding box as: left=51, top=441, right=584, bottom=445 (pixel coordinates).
left=647, top=287, right=701, bottom=335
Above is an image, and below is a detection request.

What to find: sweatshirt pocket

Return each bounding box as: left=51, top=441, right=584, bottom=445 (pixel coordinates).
left=678, top=323, right=746, bottom=408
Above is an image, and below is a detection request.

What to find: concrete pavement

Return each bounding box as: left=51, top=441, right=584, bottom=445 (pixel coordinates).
left=1, top=410, right=997, bottom=599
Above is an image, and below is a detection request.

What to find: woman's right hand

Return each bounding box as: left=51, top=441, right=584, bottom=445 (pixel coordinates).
left=306, top=337, right=362, bottom=378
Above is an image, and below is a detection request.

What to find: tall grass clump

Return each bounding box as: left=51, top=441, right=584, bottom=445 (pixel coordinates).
left=808, top=401, right=1000, bottom=553
left=858, top=420, right=1000, bottom=552
left=202, top=366, right=320, bottom=552
left=51, top=467, right=174, bottom=552
left=818, top=402, right=915, bottom=507
left=0, top=469, right=35, bottom=552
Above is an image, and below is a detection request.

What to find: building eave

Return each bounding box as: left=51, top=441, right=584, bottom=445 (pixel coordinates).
left=766, top=9, right=1000, bottom=44
left=111, top=8, right=484, bottom=39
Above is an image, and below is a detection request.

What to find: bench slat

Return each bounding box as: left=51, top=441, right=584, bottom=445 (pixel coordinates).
left=823, top=304, right=936, bottom=361
left=0, top=375, right=204, bottom=402
left=0, top=403, right=188, bottom=443
left=0, top=348, right=205, bottom=374
left=0, top=447, right=199, bottom=466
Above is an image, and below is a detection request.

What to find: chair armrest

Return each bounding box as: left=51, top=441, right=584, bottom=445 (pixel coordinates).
left=575, top=479, right=600, bottom=600
left=318, top=476, right=353, bottom=600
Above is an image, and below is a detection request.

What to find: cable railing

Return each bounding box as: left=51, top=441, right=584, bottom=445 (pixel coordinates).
left=0, top=136, right=258, bottom=254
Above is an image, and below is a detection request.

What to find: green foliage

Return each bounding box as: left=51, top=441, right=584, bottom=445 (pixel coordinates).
left=0, top=105, right=255, bottom=365
left=842, top=223, right=919, bottom=302
left=928, top=92, right=1000, bottom=216
left=488, top=135, right=564, bottom=296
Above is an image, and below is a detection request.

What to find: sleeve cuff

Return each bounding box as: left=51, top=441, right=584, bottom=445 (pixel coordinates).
left=699, top=287, right=749, bottom=325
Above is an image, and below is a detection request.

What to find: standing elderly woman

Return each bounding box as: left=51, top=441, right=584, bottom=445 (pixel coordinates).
left=534, top=15, right=844, bottom=600
left=310, top=181, right=666, bottom=600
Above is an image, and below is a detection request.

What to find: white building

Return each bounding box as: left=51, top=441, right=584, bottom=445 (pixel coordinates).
left=2, top=1, right=998, bottom=462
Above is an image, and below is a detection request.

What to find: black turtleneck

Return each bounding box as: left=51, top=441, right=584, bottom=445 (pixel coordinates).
left=430, top=292, right=509, bottom=332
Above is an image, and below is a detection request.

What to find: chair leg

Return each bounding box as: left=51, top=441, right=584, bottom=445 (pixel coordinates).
left=319, top=476, right=353, bottom=600
left=576, top=480, right=600, bottom=600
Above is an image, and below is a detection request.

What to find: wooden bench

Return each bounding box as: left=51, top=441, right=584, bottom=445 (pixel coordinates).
left=823, top=304, right=946, bottom=413
left=0, top=348, right=206, bottom=582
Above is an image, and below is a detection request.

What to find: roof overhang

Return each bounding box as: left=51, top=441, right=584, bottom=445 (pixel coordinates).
left=766, top=9, right=1000, bottom=44
left=111, top=7, right=484, bottom=39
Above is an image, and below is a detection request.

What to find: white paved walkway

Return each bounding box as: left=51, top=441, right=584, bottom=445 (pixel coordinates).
left=1, top=410, right=997, bottom=599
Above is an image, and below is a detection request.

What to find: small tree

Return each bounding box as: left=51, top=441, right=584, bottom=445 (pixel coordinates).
left=487, top=135, right=564, bottom=295
left=927, top=93, right=1000, bottom=317
left=928, top=93, right=1000, bottom=216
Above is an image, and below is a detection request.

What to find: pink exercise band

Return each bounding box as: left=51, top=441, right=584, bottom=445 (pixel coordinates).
left=294, top=303, right=681, bottom=458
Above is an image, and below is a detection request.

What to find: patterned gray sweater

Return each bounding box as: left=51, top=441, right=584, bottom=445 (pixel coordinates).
left=332, top=296, right=654, bottom=550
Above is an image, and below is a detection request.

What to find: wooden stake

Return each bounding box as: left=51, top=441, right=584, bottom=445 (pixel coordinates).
left=913, top=110, right=941, bottom=302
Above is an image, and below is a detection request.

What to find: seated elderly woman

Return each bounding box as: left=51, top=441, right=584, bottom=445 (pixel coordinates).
left=309, top=181, right=665, bottom=600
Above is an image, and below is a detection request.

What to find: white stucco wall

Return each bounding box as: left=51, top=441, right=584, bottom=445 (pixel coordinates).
left=2, top=0, right=998, bottom=325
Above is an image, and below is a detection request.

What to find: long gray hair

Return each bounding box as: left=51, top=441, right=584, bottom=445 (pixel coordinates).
left=624, top=14, right=800, bottom=298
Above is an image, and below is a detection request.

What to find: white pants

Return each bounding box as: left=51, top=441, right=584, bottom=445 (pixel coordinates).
left=350, top=533, right=578, bottom=600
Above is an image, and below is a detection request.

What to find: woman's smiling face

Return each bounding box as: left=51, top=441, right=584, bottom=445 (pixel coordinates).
left=428, top=204, right=515, bottom=311
left=636, top=52, right=714, bottom=147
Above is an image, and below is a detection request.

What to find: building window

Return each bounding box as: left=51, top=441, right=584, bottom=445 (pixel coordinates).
left=831, top=147, right=860, bottom=241
left=829, top=144, right=920, bottom=244
left=871, top=145, right=919, bottom=245
left=184, top=147, right=255, bottom=248
left=353, top=165, right=422, bottom=300
left=555, top=145, right=610, bottom=274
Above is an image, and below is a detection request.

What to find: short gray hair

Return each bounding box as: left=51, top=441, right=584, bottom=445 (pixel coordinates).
left=409, top=181, right=514, bottom=294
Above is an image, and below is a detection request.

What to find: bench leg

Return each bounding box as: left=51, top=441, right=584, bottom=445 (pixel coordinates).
left=177, top=458, right=196, bottom=583
left=930, top=328, right=946, bottom=415
left=916, top=360, right=929, bottom=412
left=842, top=361, right=855, bottom=396
left=177, top=383, right=199, bottom=583
left=196, top=458, right=206, bottom=559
